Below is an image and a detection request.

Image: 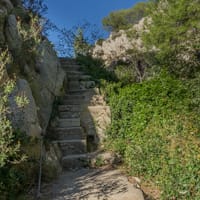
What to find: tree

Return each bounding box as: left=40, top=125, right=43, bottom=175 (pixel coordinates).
left=143, top=0, right=200, bottom=77
left=58, top=21, right=105, bottom=57
left=102, top=2, right=150, bottom=32
left=73, top=28, right=90, bottom=57
left=22, top=0, right=58, bottom=36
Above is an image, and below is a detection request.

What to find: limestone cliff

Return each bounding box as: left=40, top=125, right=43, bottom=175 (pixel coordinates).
left=0, top=0, right=65, bottom=136
left=92, top=18, right=150, bottom=67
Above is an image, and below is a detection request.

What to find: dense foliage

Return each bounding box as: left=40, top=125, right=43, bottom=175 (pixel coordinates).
left=58, top=22, right=104, bottom=57
left=77, top=1, right=200, bottom=199
left=73, top=29, right=90, bottom=57
left=105, top=73, right=200, bottom=199
left=102, top=2, right=150, bottom=32
left=0, top=50, right=31, bottom=199
left=143, top=0, right=200, bottom=78
left=79, top=55, right=200, bottom=199
left=77, top=55, right=117, bottom=83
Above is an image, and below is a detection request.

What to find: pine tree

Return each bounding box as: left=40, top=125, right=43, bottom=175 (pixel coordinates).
left=144, top=0, right=200, bottom=77
left=73, top=28, right=90, bottom=57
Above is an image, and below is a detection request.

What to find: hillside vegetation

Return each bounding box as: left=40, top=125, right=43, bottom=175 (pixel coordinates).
left=102, top=2, right=150, bottom=32
left=77, top=0, right=200, bottom=199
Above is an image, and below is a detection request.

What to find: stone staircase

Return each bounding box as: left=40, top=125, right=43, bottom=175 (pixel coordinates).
left=52, top=58, right=96, bottom=170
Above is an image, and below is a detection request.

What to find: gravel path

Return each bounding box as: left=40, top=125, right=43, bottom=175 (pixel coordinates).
left=40, top=168, right=144, bottom=200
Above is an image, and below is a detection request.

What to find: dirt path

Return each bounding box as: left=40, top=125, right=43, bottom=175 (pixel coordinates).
left=40, top=168, right=144, bottom=200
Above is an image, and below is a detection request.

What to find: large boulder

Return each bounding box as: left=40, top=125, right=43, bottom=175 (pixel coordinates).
left=10, top=0, right=22, bottom=7
left=43, top=143, right=63, bottom=179
left=9, top=79, right=42, bottom=137
left=5, top=14, right=22, bottom=54
left=30, top=40, right=65, bottom=130
left=0, top=0, right=13, bottom=46
left=80, top=89, right=111, bottom=148
left=0, top=0, right=13, bottom=10
left=87, top=105, right=111, bottom=144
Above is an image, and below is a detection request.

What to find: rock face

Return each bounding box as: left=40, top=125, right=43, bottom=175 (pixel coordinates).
left=0, top=0, right=13, bottom=45
left=92, top=18, right=149, bottom=66
left=9, top=79, right=42, bottom=137
left=0, top=0, right=65, bottom=136
left=5, top=14, right=22, bottom=54
left=31, top=40, right=65, bottom=130
left=87, top=105, right=111, bottom=144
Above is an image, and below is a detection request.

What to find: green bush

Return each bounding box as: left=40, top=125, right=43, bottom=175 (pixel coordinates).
left=143, top=0, right=200, bottom=78
left=0, top=50, right=37, bottom=199
left=76, top=55, right=117, bottom=83
left=105, top=72, right=200, bottom=199
left=77, top=51, right=200, bottom=199
left=102, top=2, right=151, bottom=32
left=114, top=65, right=136, bottom=84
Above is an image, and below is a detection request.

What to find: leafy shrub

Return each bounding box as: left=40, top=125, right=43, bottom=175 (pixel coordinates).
left=106, top=72, right=200, bottom=199
left=0, top=50, right=36, bottom=199
left=102, top=2, right=151, bottom=32
left=74, top=29, right=91, bottom=57
left=76, top=55, right=117, bottom=83
left=17, top=13, right=42, bottom=59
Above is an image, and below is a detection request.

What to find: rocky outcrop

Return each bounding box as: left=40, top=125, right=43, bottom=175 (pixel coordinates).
left=5, top=14, right=22, bottom=55
left=0, top=0, right=65, bottom=136
left=30, top=40, right=65, bottom=130
left=9, top=79, right=42, bottom=137
left=92, top=18, right=149, bottom=67
left=0, top=0, right=13, bottom=45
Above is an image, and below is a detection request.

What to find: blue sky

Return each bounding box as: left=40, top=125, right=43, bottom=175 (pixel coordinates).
left=44, top=0, right=143, bottom=45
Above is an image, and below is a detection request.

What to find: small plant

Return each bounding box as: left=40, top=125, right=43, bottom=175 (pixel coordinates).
left=17, top=13, right=42, bottom=55
left=77, top=55, right=117, bottom=84
left=94, top=156, right=104, bottom=167
left=0, top=49, right=29, bottom=198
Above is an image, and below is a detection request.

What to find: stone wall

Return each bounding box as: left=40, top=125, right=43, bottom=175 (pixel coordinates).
left=0, top=0, right=65, bottom=136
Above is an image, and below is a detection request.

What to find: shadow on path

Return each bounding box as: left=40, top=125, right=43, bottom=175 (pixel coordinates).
left=41, top=168, right=143, bottom=200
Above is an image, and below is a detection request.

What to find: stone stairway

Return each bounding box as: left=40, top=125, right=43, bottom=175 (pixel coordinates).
left=52, top=58, right=95, bottom=170
left=41, top=59, right=145, bottom=200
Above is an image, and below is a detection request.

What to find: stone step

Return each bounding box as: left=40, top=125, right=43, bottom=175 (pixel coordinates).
left=68, top=81, right=82, bottom=91
left=60, top=58, right=76, bottom=65
left=64, top=95, right=85, bottom=101
left=63, top=65, right=82, bottom=71
left=88, top=128, right=96, bottom=136
left=80, top=80, right=96, bottom=89
left=59, top=111, right=80, bottom=118
left=55, top=127, right=85, bottom=140
left=68, top=89, right=87, bottom=93
left=53, top=139, right=86, bottom=155
left=67, top=71, right=85, bottom=76
left=58, top=105, right=81, bottom=112
left=67, top=81, right=96, bottom=91
left=58, top=118, right=80, bottom=128
left=67, top=88, right=99, bottom=96
left=68, top=74, right=91, bottom=81
left=62, top=154, right=89, bottom=169
left=61, top=99, right=85, bottom=105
